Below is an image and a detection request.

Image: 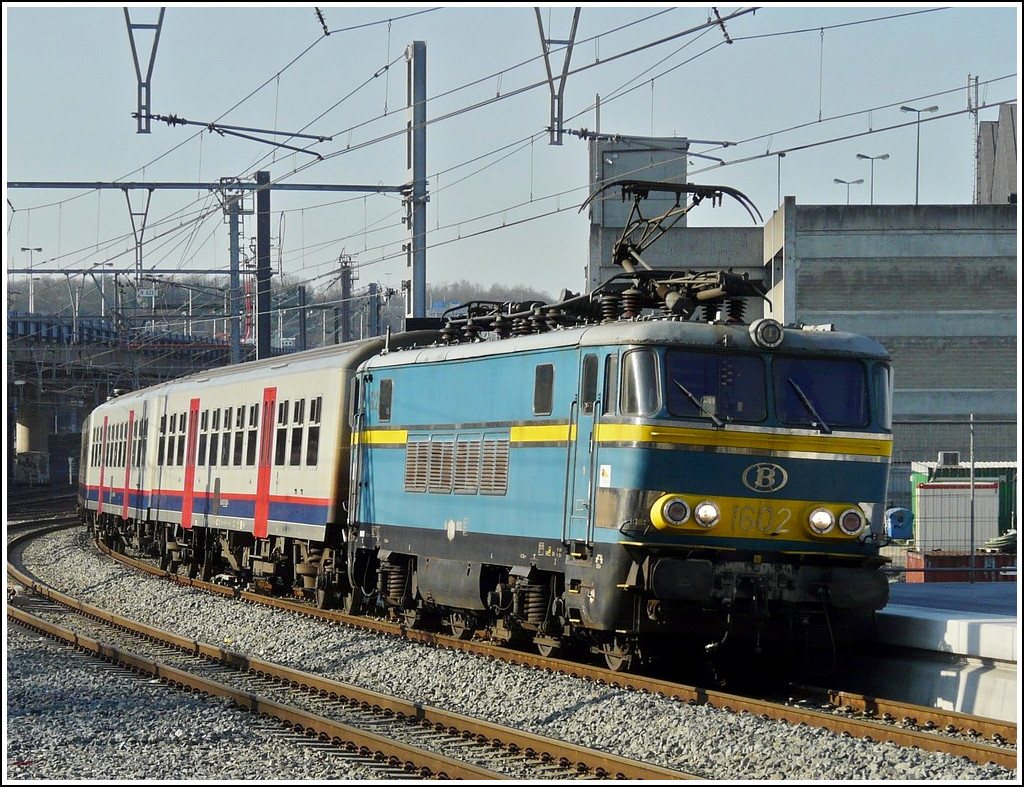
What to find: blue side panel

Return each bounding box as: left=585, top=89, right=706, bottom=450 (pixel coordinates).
left=363, top=444, right=567, bottom=540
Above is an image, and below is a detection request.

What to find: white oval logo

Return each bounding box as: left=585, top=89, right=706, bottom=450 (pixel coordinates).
left=742, top=462, right=789, bottom=493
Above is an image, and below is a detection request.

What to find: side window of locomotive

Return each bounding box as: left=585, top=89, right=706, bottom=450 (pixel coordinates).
left=246, top=404, right=259, bottom=466
left=581, top=354, right=598, bottom=415
left=602, top=353, right=618, bottom=416
left=306, top=396, right=322, bottom=466
left=378, top=378, right=393, bottom=422
left=275, top=400, right=289, bottom=466
left=873, top=364, right=893, bottom=430
left=620, top=349, right=660, bottom=416
left=533, top=364, right=554, bottom=416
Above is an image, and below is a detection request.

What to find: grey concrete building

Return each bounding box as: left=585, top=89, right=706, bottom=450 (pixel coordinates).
left=586, top=129, right=1018, bottom=508
left=763, top=199, right=1017, bottom=506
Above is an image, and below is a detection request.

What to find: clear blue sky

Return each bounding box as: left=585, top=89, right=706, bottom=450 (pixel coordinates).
left=3, top=3, right=1020, bottom=307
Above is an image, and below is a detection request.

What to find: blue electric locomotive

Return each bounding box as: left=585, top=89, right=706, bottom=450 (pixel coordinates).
left=346, top=276, right=892, bottom=669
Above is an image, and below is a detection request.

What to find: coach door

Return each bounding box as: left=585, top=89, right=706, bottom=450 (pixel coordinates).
left=97, top=415, right=109, bottom=517
left=120, top=409, right=136, bottom=521
left=254, top=387, right=277, bottom=539
left=565, top=353, right=600, bottom=554
left=180, top=398, right=201, bottom=530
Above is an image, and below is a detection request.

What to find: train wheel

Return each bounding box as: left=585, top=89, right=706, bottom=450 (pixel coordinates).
left=601, top=634, right=634, bottom=672
left=446, top=612, right=475, bottom=640
left=340, top=589, right=362, bottom=616
left=314, top=562, right=335, bottom=610
left=401, top=608, right=422, bottom=629
left=536, top=640, right=562, bottom=659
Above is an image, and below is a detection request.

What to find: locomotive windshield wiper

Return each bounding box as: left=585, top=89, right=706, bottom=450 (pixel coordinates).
left=672, top=380, right=724, bottom=428
left=788, top=378, right=832, bottom=434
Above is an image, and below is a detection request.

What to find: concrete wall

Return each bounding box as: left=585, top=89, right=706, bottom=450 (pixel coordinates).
left=977, top=102, right=1017, bottom=205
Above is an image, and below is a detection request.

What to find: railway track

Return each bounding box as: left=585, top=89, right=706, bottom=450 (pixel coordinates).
left=99, top=535, right=1019, bottom=770
left=7, top=526, right=696, bottom=780
left=8, top=510, right=1017, bottom=775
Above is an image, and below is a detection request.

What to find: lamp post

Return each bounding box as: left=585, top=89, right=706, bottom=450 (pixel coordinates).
left=900, top=104, right=938, bottom=205
left=19, top=246, right=43, bottom=313
left=833, top=178, right=863, bottom=205
left=856, top=153, right=889, bottom=205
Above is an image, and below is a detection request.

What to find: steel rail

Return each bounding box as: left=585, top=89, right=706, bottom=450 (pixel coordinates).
left=8, top=542, right=697, bottom=780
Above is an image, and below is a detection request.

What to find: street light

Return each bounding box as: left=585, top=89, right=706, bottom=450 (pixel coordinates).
left=856, top=153, right=889, bottom=205
left=833, top=177, right=864, bottom=205
left=900, top=104, right=938, bottom=205
left=19, top=246, right=42, bottom=313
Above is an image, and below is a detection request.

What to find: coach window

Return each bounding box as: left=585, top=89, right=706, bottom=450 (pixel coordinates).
left=379, top=379, right=393, bottom=422
left=176, top=412, right=187, bottom=465
left=275, top=400, right=289, bottom=466
left=533, top=364, right=554, bottom=416
left=246, top=404, right=259, bottom=466
left=166, top=414, right=176, bottom=465
left=220, top=409, right=232, bottom=466
left=158, top=415, right=167, bottom=465
left=208, top=409, right=219, bottom=465
left=208, top=429, right=219, bottom=467
left=197, top=410, right=208, bottom=466
left=620, top=349, right=660, bottom=416
left=289, top=399, right=304, bottom=466
left=306, top=396, right=322, bottom=466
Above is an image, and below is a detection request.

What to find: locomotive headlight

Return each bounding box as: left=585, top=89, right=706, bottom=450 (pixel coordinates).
left=748, top=318, right=784, bottom=349
left=650, top=495, right=691, bottom=529
left=838, top=508, right=865, bottom=535
left=662, top=497, right=690, bottom=525
left=694, top=501, right=720, bottom=527
left=808, top=507, right=835, bottom=534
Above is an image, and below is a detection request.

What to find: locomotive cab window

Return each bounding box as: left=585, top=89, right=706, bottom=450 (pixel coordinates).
left=773, top=357, right=870, bottom=430
left=620, top=349, right=660, bottom=416
left=533, top=364, right=554, bottom=416
left=666, top=350, right=766, bottom=423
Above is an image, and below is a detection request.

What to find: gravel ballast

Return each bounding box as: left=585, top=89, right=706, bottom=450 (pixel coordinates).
left=7, top=527, right=1017, bottom=781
